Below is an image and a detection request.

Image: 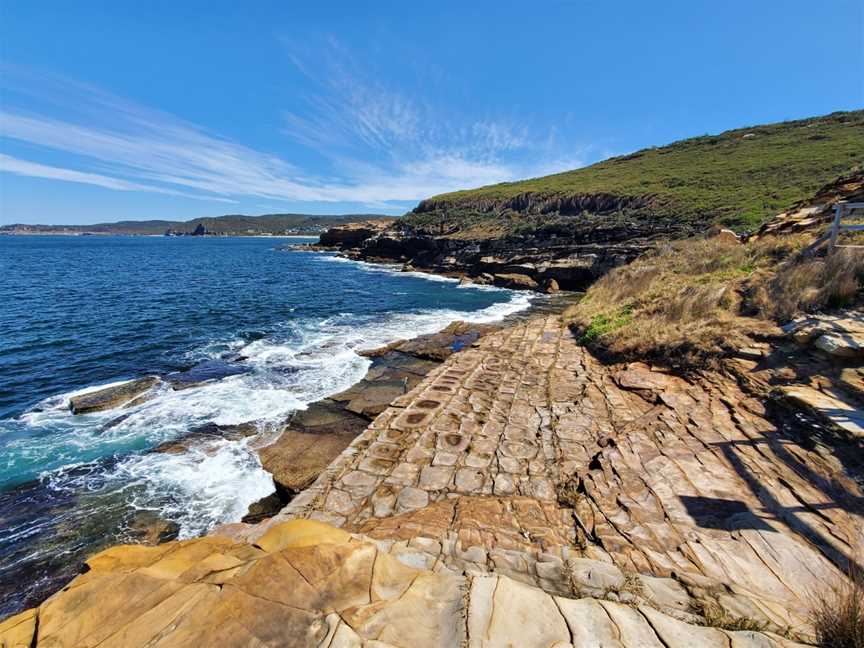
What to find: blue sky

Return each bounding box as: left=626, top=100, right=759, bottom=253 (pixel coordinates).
left=1, top=1, right=862, bottom=225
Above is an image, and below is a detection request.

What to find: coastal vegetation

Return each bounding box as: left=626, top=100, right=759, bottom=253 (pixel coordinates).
left=405, top=110, right=864, bottom=236
left=566, top=229, right=864, bottom=367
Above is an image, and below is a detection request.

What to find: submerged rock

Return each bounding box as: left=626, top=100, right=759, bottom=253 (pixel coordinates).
left=165, top=359, right=250, bottom=390
left=151, top=421, right=260, bottom=454
left=127, top=510, right=180, bottom=545
left=68, top=377, right=160, bottom=414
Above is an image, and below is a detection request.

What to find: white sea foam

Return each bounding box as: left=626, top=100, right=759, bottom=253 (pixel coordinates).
left=111, top=437, right=275, bottom=538
left=319, top=254, right=459, bottom=283
left=4, top=267, right=533, bottom=538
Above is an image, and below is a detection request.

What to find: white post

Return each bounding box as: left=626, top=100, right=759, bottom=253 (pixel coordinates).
left=829, top=203, right=844, bottom=248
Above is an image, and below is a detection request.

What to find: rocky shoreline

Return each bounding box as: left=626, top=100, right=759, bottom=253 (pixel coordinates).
left=0, top=278, right=577, bottom=618
left=4, top=243, right=863, bottom=645
left=5, top=310, right=862, bottom=646
left=235, top=293, right=582, bottom=523
left=299, top=219, right=659, bottom=293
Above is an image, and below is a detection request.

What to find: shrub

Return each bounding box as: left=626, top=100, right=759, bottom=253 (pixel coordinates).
left=565, top=232, right=863, bottom=368
left=810, top=565, right=864, bottom=648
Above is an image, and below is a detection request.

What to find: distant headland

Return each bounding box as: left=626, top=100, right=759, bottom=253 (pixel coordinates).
left=0, top=213, right=394, bottom=237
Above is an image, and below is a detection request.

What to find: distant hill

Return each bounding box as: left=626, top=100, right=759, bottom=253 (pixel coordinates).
left=0, top=213, right=394, bottom=236
left=406, top=110, right=864, bottom=236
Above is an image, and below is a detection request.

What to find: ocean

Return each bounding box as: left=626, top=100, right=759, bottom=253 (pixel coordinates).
left=0, top=234, right=532, bottom=617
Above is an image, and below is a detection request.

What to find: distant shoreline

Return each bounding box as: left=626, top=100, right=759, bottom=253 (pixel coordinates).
left=0, top=231, right=323, bottom=238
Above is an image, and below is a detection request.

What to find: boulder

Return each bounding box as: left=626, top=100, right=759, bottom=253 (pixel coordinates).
left=493, top=273, right=539, bottom=290
left=68, top=377, right=160, bottom=414
left=544, top=278, right=560, bottom=294
left=813, top=332, right=864, bottom=359
left=241, top=492, right=289, bottom=524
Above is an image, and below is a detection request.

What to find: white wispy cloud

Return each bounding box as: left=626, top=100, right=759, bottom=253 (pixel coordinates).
left=0, top=51, right=588, bottom=209
left=0, top=153, right=234, bottom=201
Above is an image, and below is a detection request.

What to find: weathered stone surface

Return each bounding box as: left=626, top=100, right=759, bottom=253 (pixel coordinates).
left=258, top=425, right=357, bottom=493
left=246, top=315, right=860, bottom=638
left=814, top=331, right=864, bottom=358
left=12, top=314, right=860, bottom=646
left=68, top=376, right=160, bottom=414
left=785, top=309, right=864, bottom=359
left=0, top=608, right=37, bottom=648
left=782, top=384, right=864, bottom=437
left=6, top=521, right=804, bottom=648
left=467, top=575, right=570, bottom=647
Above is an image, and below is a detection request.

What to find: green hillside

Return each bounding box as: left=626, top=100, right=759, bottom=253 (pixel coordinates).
left=410, top=110, right=864, bottom=234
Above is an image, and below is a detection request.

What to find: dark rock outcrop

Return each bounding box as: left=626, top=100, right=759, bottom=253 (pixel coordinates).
left=68, top=377, right=160, bottom=414
left=318, top=221, right=386, bottom=247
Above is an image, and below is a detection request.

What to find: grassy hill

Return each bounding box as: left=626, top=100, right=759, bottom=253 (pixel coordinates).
left=1, top=213, right=391, bottom=236
left=408, top=110, right=864, bottom=236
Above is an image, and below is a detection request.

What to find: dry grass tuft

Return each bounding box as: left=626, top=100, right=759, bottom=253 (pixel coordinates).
left=691, top=599, right=770, bottom=634
left=749, top=247, right=864, bottom=320
left=810, top=565, right=864, bottom=648
left=565, top=233, right=864, bottom=368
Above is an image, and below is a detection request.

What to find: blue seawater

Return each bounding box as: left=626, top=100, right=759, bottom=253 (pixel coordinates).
left=0, top=235, right=532, bottom=616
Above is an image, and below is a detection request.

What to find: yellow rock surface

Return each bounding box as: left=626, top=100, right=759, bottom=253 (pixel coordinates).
left=255, top=518, right=352, bottom=552
left=0, top=608, right=37, bottom=648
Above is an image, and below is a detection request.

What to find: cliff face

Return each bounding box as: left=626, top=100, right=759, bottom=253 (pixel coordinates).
left=318, top=211, right=684, bottom=292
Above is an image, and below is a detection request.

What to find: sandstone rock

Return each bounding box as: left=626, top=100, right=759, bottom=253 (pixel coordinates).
left=395, top=487, right=430, bottom=513
left=781, top=384, right=864, bottom=437
left=68, top=376, right=160, bottom=414
left=4, top=518, right=813, bottom=647
left=814, top=331, right=864, bottom=358
left=544, top=278, right=560, bottom=294
left=257, top=399, right=367, bottom=492
left=257, top=316, right=858, bottom=638
left=493, top=273, right=539, bottom=290
left=256, top=518, right=352, bottom=552
left=467, top=575, right=570, bottom=647
left=0, top=608, right=37, bottom=648
left=318, top=221, right=388, bottom=249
